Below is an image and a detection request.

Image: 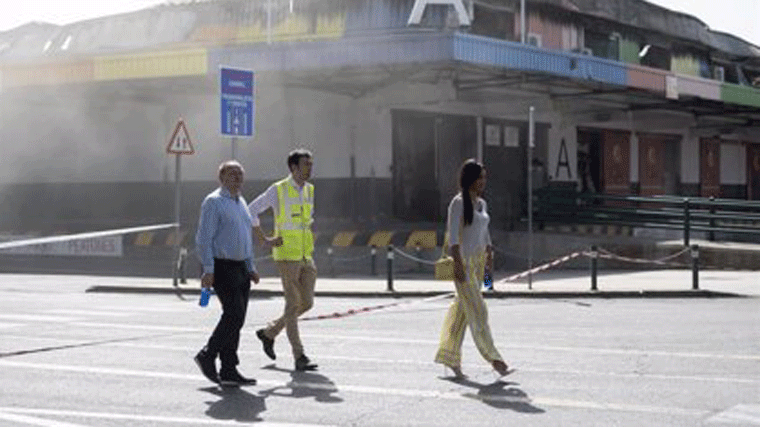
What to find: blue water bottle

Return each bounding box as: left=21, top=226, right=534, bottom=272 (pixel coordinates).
left=483, top=270, right=493, bottom=291
left=199, top=287, right=211, bottom=307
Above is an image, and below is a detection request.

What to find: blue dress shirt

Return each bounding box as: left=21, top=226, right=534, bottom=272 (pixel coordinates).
left=195, top=187, right=255, bottom=274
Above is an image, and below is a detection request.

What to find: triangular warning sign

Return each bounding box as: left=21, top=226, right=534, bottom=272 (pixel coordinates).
left=166, top=119, right=195, bottom=155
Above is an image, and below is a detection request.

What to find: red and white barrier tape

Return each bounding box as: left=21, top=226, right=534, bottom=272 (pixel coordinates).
left=300, top=292, right=453, bottom=322
left=596, top=251, right=688, bottom=268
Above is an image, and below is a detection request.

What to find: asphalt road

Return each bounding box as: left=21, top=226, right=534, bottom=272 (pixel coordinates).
left=0, top=275, right=758, bottom=426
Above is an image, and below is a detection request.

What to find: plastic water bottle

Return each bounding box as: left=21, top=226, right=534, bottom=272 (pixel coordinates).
left=483, top=270, right=493, bottom=291
left=199, top=287, right=211, bottom=307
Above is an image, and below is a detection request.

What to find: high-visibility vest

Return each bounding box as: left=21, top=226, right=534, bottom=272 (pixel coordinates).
left=272, top=177, right=314, bottom=261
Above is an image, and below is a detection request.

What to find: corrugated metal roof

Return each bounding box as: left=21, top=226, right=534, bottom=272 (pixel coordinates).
left=518, top=0, right=760, bottom=57
left=0, top=0, right=757, bottom=62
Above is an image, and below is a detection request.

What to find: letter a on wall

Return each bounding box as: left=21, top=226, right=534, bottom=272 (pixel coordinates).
left=555, top=138, right=572, bottom=180
left=407, top=0, right=471, bottom=26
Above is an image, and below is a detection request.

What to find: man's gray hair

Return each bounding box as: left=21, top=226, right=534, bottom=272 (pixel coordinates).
left=218, top=160, right=244, bottom=180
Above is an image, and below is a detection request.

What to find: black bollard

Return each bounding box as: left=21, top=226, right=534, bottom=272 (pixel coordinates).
left=327, top=247, right=335, bottom=277
left=708, top=197, right=716, bottom=242
left=179, top=247, right=187, bottom=285
left=387, top=245, right=394, bottom=292
left=590, top=245, right=598, bottom=291
left=371, top=246, right=377, bottom=276
left=683, top=198, right=691, bottom=247
left=691, top=244, right=699, bottom=290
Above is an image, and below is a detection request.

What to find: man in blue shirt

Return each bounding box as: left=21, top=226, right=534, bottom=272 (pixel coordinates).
left=194, top=160, right=260, bottom=386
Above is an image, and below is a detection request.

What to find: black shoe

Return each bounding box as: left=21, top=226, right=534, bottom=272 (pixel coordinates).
left=256, top=329, right=276, bottom=360
left=295, top=354, right=318, bottom=372
left=194, top=349, right=219, bottom=384
left=219, top=369, right=257, bottom=386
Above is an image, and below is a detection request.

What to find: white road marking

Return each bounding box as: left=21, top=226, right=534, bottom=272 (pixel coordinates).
left=43, top=309, right=132, bottom=317
left=707, top=404, right=760, bottom=425
left=0, top=322, right=24, bottom=329
left=105, top=342, right=760, bottom=385
left=302, top=333, right=760, bottom=361
left=0, top=314, right=81, bottom=323
left=0, top=407, right=335, bottom=426
left=69, top=322, right=203, bottom=333
left=0, top=411, right=90, bottom=427
left=0, top=360, right=709, bottom=417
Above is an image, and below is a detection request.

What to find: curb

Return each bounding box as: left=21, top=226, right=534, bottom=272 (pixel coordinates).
left=85, top=286, right=745, bottom=299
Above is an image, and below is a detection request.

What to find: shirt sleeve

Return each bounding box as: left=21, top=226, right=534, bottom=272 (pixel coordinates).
left=448, top=196, right=462, bottom=247
left=195, top=197, right=218, bottom=274
left=248, top=184, right=278, bottom=227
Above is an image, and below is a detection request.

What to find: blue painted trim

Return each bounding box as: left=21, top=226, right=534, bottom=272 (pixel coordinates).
left=209, top=32, right=630, bottom=88
left=453, top=33, right=628, bottom=86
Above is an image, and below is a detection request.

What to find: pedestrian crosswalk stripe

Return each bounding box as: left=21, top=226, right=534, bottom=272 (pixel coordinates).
left=706, top=404, right=760, bottom=425
left=0, top=361, right=712, bottom=417
left=0, top=407, right=336, bottom=427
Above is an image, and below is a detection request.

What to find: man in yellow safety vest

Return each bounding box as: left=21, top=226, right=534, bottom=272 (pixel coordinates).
left=248, top=148, right=318, bottom=371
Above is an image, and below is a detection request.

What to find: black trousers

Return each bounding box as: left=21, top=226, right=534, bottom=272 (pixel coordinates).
left=205, top=258, right=250, bottom=371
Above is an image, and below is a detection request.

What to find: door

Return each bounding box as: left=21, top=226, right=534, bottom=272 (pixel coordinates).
left=602, top=129, right=631, bottom=195
left=391, top=110, right=477, bottom=222
left=747, top=143, right=760, bottom=200
left=392, top=110, right=438, bottom=221
left=638, top=133, right=666, bottom=196
left=700, top=138, right=720, bottom=198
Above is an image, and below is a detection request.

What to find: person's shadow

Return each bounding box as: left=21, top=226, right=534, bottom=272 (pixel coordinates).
left=200, top=386, right=267, bottom=422
left=258, top=364, right=343, bottom=403
left=445, top=376, right=544, bottom=413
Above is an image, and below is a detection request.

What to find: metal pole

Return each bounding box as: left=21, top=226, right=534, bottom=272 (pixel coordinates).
left=172, top=154, right=181, bottom=287
left=691, top=244, right=699, bottom=290
left=520, top=0, right=526, bottom=44
left=231, top=136, right=237, bottom=160
left=528, top=106, right=535, bottom=290
left=387, top=245, right=394, bottom=292
left=267, top=0, right=272, bottom=45
left=590, top=245, right=598, bottom=291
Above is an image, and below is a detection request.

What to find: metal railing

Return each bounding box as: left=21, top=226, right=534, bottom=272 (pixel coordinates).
left=533, top=190, right=760, bottom=246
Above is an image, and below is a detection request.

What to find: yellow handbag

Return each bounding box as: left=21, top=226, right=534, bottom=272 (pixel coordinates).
left=435, top=232, right=454, bottom=280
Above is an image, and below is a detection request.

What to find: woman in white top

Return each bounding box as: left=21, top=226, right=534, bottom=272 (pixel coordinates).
left=434, top=159, right=509, bottom=379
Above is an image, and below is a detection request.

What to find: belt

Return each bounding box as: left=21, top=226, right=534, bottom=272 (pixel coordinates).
left=214, top=258, right=246, bottom=265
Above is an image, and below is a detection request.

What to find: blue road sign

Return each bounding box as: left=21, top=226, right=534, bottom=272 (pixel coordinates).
left=220, top=67, right=254, bottom=137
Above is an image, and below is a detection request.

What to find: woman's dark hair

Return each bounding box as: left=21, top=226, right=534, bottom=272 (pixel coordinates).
left=459, top=159, right=483, bottom=226
left=287, top=148, right=313, bottom=170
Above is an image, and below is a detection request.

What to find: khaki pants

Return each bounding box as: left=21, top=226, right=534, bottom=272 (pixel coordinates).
left=435, top=252, right=502, bottom=368
left=263, top=258, right=317, bottom=358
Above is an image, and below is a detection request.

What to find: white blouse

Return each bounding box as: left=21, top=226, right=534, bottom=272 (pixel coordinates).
left=447, top=193, right=492, bottom=257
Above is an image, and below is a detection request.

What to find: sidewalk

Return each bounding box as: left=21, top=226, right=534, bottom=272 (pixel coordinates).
left=85, top=269, right=760, bottom=298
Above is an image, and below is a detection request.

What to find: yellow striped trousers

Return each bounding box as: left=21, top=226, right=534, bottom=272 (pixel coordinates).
left=434, top=251, right=502, bottom=367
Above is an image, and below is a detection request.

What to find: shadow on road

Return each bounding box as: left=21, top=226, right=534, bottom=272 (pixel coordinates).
left=259, top=364, right=343, bottom=403
left=200, top=386, right=266, bottom=422
left=445, top=377, right=545, bottom=413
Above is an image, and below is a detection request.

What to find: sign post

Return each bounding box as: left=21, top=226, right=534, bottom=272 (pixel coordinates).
left=220, top=67, right=255, bottom=159
left=527, top=107, right=535, bottom=290
left=166, top=118, right=195, bottom=290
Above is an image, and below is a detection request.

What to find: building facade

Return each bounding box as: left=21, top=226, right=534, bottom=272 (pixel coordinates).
left=0, top=0, right=758, bottom=233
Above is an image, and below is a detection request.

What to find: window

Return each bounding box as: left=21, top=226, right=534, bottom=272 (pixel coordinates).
left=527, top=33, right=542, bottom=47
left=470, top=4, right=515, bottom=41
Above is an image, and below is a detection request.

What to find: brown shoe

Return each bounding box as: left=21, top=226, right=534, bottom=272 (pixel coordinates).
left=492, top=360, right=510, bottom=377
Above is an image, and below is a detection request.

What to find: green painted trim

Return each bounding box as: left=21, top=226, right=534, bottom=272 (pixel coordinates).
left=721, top=83, right=760, bottom=108
left=619, top=38, right=640, bottom=64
